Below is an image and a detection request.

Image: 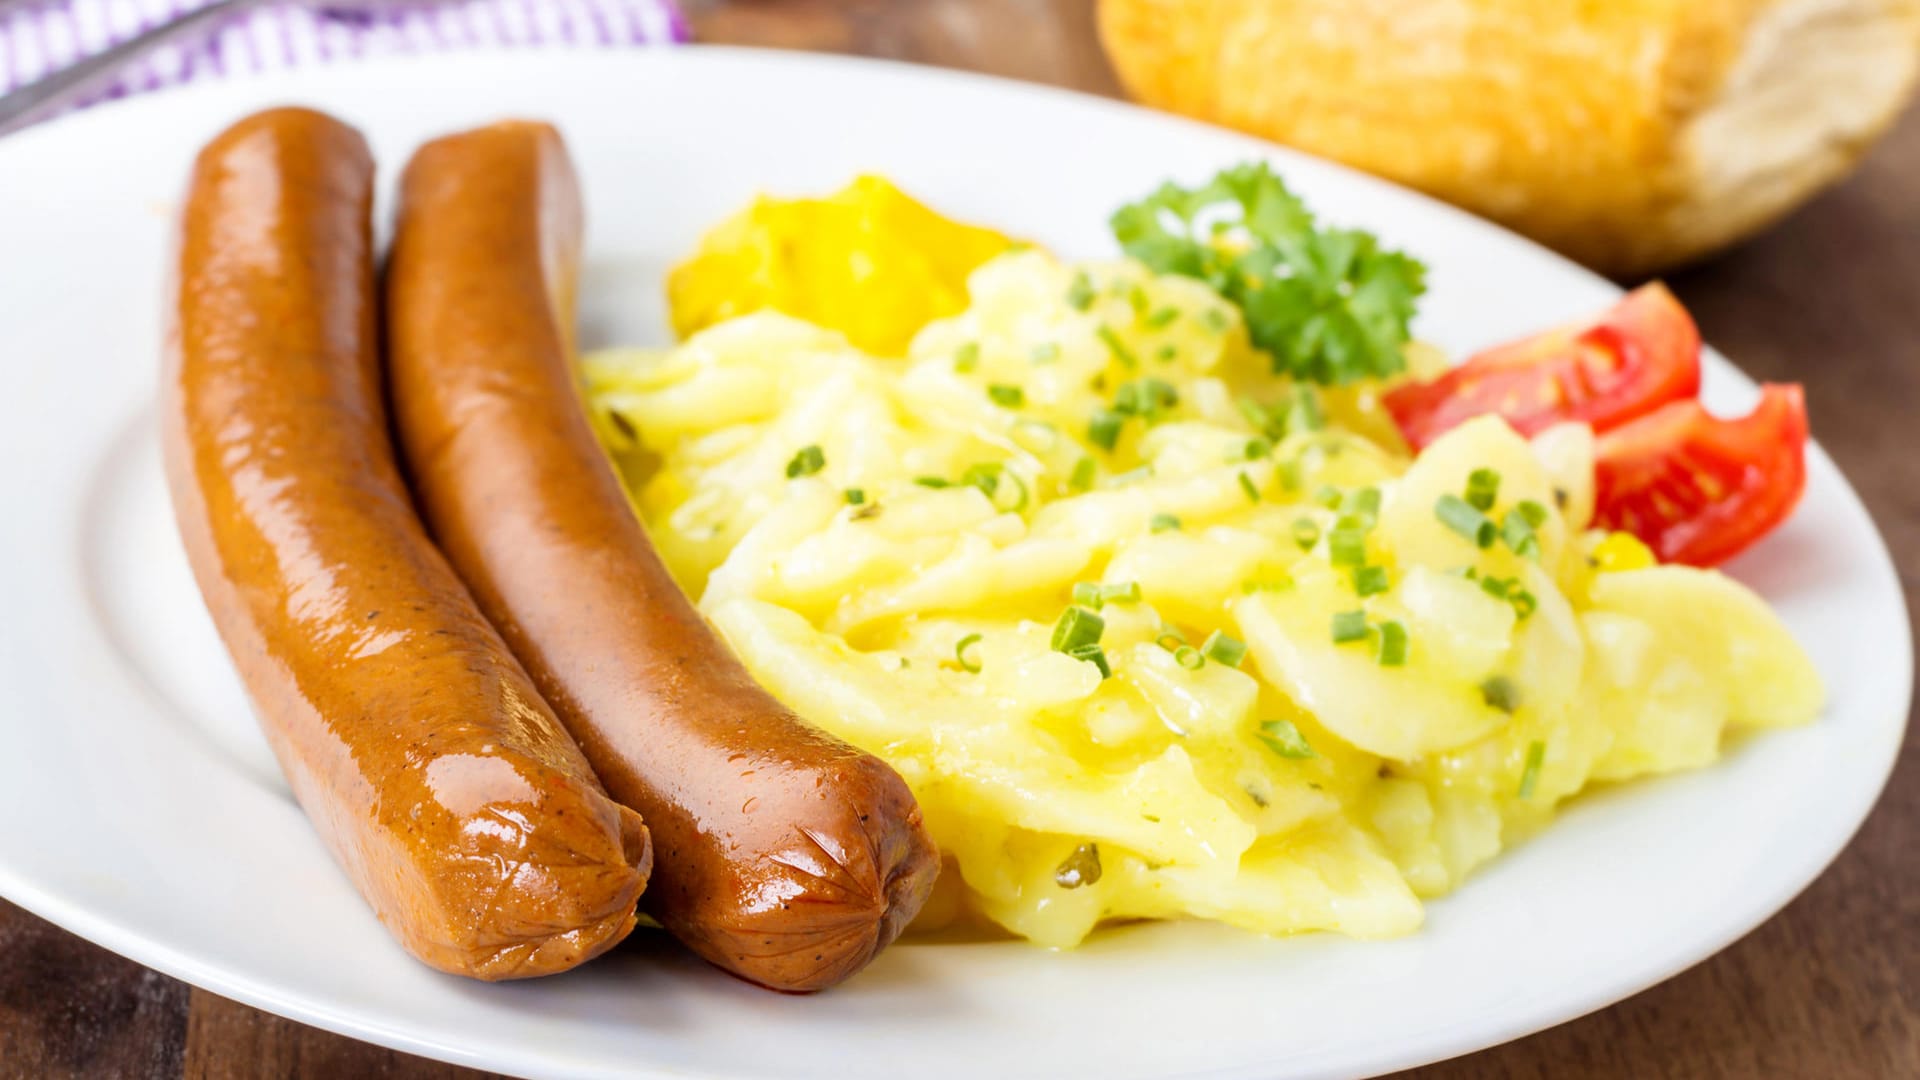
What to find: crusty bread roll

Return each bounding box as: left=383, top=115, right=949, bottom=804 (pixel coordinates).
left=1098, top=0, right=1920, bottom=276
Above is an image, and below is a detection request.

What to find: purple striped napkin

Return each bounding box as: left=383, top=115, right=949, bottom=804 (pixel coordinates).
left=0, top=0, right=687, bottom=113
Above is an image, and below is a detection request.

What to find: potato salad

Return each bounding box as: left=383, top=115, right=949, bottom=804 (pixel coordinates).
left=584, top=174, right=1823, bottom=948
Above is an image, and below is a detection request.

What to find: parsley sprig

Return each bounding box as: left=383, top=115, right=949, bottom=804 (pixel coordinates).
left=1110, top=163, right=1427, bottom=386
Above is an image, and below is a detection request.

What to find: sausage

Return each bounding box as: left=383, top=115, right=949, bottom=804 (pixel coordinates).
left=385, top=122, right=941, bottom=992
left=163, top=108, right=652, bottom=980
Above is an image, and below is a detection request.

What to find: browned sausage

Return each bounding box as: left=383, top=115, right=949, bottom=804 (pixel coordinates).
left=385, top=121, right=940, bottom=992
left=163, top=108, right=652, bottom=980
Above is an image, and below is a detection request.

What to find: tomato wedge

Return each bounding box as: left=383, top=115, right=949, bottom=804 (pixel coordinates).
left=1593, top=384, right=1808, bottom=567
left=1386, top=283, right=1702, bottom=450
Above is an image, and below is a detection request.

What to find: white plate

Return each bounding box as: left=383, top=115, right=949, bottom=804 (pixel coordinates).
left=0, top=47, right=1907, bottom=1080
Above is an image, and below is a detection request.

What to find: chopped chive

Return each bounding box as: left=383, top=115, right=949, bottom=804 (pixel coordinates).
left=843, top=488, right=866, bottom=505
left=1067, top=642, right=1112, bottom=679
left=1068, top=456, right=1097, bottom=492
left=1114, top=377, right=1179, bottom=420
left=1087, top=408, right=1125, bottom=451
left=1202, top=308, right=1231, bottom=333
left=915, top=476, right=952, bottom=488
left=987, top=383, right=1025, bottom=408
left=955, top=633, right=984, bottom=674
left=1481, top=676, right=1521, bottom=714
left=1155, top=625, right=1188, bottom=651
left=1174, top=645, right=1205, bottom=670
left=1066, top=271, right=1097, bottom=311
left=1352, top=565, right=1390, bottom=597
left=1242, top=437, right=1273, bottom=460
left=1072, top=581, right=1105, bottom=609
left=1501, top=509, right=1541, bottom=560
left=1030, top=342, right=1060, bottom=363
left=1277, top=458, right=1303, bottom=492
left=1342, top=486, right=1382, bottom=522
left=1101, top=581, right=1142, bottom=605
left=1283, top=389, right=1325, bottom=434
left=1465, top=468, right=1501, bottom=512
left=1436, top=494, right=1496, bottom=548
left=1291, top=517, right=1322, bottom=551
left=1050, top=605, right=1106, bottom=654
left=1145, top=306, right=1180, bottom=328
left=785, top=445, right=825, bottom=478
left=1517, top=500, right=1550, bottom=528
left=1331, top=610, right=1370, bottom=644
left=1256, top=719, right=1315, bottom=759
left=1518, top=740, right=1546, bottom=799
left=1237, top=395, right=1278, bottom=437
left=1156, top=344, right=1178, bottom=362
left=1097, top=325, right=1139, bottom=369
left=850, top=503, right=883, bottom=521
left=954, top=342, right=980, bottom=372
left=962, top=463, right=1029, bottom=512
left=1328, top=516, right=1369, bottom=567
left=1479, top=575, right=1512, bottom=601
left=1150, top=512, right=1182, bottom=533
left=1509, top=588, right=1538, bottom=619
left=1127, top=284, right=1150, bottom=317
left=1313, top=485, right=1344, bottom=510
left=1202, top=631, right=1247, bottom=668
left=1238, top=471, right=1261, bottom=503
left=1376, top=620, right=1408, bottom=666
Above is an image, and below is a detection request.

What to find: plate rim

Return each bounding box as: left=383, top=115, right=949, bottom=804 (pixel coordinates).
left=0, top=44, right=1910, bottom=1080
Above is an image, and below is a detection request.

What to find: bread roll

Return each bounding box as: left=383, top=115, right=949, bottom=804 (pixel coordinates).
left=1098, top=0, right=1920, bottom=276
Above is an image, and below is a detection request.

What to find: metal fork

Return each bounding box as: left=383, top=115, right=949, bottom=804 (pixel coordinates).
left=0, top=0, right=408, bottom=136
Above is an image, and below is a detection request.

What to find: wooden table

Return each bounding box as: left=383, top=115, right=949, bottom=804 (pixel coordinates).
left=4, top=2, right=1915, bottom=1076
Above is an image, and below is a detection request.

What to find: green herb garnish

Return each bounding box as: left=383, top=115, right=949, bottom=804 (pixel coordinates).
left=1067, top=643, right=1112, bottom=679
left=1050, top=605, right=1106, bottom=655
left=1110, top=162, right=1426, bottom=385
left=1518, top=740, right=1546, bottom=799
left=1501, top=508, right=1541, bottom=560
left=1331, top=609, right=1370, bottom=644
left=1068, top=456, right=1098, bottom=492
left=785, top=445, right=825, bottom=478
left=1481, top=676, right=1521, bottom=714
left=955, top=633, right=984, bottom=674
left=1202, top=630, right=1248, bottom=668
left=1466, top=468, right=1501, bottom=512
left=1376, top=620, right=1408, bottom=667
left=1066, top=272, right=1097, bottom=311
left=1150, top=512, right=1182, bottom=533
left=987, top=384, right=1025, bottom=408
left=1291, top=517, right=1322, bottom=551
left=1088, top=408, right=1125, bottom=451
left=1436, top=494, right=1497, bottom=548
left=1328, top=515, right=1370, bottom=567
left=1256, top=718, right=1316, bottom=759
left=1096, top=325, right=1139, bottom=369
left=1113, top=377, right=1179, bottom=421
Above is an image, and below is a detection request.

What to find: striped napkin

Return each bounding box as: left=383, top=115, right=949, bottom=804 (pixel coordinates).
left=0, top=0, right=688, bottom=112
